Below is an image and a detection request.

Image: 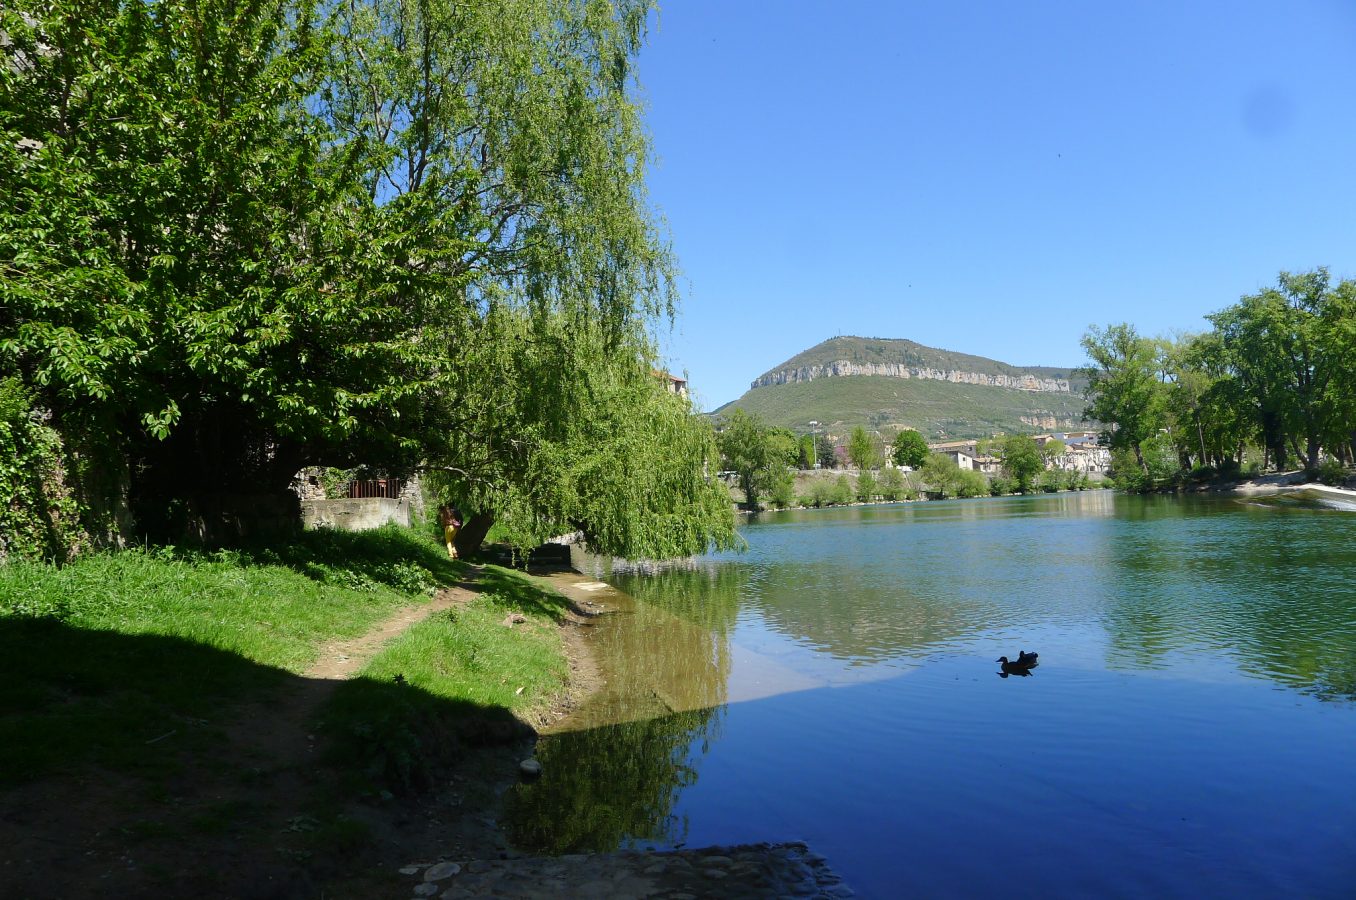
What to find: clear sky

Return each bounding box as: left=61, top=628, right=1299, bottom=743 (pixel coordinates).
left=634, top=1, right=1356, bottom=411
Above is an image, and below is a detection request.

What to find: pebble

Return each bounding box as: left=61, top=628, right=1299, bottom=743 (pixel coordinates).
left=518, top=758, right=543, bottom=779
left=413, top=884, right=439, bottom=897
left=423, top=861, right=462, bottom=882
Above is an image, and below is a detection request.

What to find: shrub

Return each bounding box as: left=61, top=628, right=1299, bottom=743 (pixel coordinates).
left=768, top=479, right=796, bottom=509
left=877, top=467, right=906, bottom=501
left=830, top=475, right=856, bottom=505
left=955, top=469, right=989, bottom=498
left=855, top=472, right=877, bottom=503
left=1315, top=458, right=1349, bottom=487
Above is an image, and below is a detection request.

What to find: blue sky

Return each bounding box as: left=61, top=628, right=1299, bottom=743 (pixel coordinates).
left=634, top=1, right=1356, bottom=411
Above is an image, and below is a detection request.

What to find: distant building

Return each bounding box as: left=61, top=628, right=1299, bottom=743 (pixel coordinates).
left=972, top=454, right=1002, bottom=475
left=654, top=371, right=688, bottom=398
left=941, top=449, right=977, bottom=471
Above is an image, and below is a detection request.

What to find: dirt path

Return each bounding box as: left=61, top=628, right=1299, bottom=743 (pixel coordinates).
left=0, top=576, right=500, bottom=900
left=307, top=576, right=480, bottom=681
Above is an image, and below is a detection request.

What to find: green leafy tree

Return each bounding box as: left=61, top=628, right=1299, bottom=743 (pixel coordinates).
left=796, top=434, right=816, bottom=470
left=954, top=469, right=989, bottom=498
left=1001, top=434, right=1044, bottom=493
left=891, top=430, right=930, bottom=469
left=717, top=409, right=790, bottom=511
left=431, top=311, right=737, bottom=558
left=1080, top=324, right=1167, bottom=479
left=0, top=378, right=85, bottom=562
left=816, top=436, right=838, bottom=470
left=2, top=0, right=735, bottom=554
left=1208, top=270, right=1356, bottom=472
left=921, top=452, right=960, bottom=498
left=830, top=474, right=856, bottom=505
left=847, top=426, right=881, bottom=470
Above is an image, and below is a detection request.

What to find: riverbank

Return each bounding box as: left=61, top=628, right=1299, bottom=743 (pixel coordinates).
left=0, top=530, right=595, bottom=897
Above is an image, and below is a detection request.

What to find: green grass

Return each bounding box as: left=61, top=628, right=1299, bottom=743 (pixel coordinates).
left=0, top=525, right=466, bottom=782
left=319, top=565, right=571, bottom=789
left=715, top=374, right=1090, bottom=439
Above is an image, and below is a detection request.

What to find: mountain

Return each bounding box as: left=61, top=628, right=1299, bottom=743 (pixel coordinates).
left=713, top=336, right=1092, bottom=439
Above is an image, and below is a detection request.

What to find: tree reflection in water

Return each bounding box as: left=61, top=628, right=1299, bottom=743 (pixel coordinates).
left=505, top=558, right=743, bottom=853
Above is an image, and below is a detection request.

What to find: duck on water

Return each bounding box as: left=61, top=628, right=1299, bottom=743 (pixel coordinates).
left=997, top=650, right=1038, bottom=677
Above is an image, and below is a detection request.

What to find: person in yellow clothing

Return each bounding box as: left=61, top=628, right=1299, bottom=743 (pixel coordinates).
left=439, top=505, right=462, bottom=558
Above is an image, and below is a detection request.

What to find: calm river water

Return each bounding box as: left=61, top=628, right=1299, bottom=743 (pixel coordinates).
left=505, top=491, right=1356, bottom=898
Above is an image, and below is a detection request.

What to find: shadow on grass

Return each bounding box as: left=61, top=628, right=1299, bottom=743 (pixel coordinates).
left=0, top=616, right=522, bottom=790
left=192, top=524, right=467, bottom=596
left=475, top=566, right=574, bottom=624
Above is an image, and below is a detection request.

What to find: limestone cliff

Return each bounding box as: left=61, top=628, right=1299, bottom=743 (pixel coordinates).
left=751, top=361, right=1071, bottom=394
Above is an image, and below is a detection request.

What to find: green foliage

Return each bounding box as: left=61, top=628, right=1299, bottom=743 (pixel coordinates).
left=921, top=452, right=960, bottom=497
left=988, top=475, right=1013, bottom=496
left=877, top=466, right=908, bottom=500
left=954, top=469, right=989, bottom=498
left=796, top=433, right=816, bottom=469
left=1085, top=269, right=1356, bottom=489
left=855, top=471, right=877, bottom=502
left=1000, top=434, right=1044, bottom=493
left=2, top=0, right=728, bottom=554
left=1315, top=459, right=1349, bottom=487
left=1208, top=270, right=1356, bottom=472
left=892, top=430, right=930, bottom=469
left=816, top=434, right=838, bottom=469
left=769, top=476, right=798, bottom=509
left=1080, top=324, right=1166, bottom=476
left=847, top=426, right=881, bottom=470
left=831, top=475, right=856, bottom=505
left=0, top=378, right=85, bottom=562
left=435, top=314, right=737, bottom=559
left=717, top=408, right=791, bottom=511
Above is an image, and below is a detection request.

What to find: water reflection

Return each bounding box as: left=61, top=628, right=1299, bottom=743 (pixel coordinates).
left=504, top=706, right=718, bottom=853
left=505, top=565, right=737, bottom=853
left=1101, top=498, right=1356, bottom=700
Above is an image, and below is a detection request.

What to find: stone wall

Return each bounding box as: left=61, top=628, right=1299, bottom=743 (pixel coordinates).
left=300, top=498, right=412, bottom=531
left=752, top=361, right=1071, bottom=393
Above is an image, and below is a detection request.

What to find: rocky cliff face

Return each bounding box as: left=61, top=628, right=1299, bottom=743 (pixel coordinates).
left=751, top=361, right=1072, bottom=393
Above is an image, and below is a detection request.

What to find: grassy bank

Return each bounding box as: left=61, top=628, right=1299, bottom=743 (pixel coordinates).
left=0, top=526, right=569, bottom=786
left=321, top=566, right=571, bottom=789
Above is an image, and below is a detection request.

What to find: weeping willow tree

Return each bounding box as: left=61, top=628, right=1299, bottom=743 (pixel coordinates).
left=2, top=0, right=734, bottom=554
left=426, top=306, right=736, bottom=559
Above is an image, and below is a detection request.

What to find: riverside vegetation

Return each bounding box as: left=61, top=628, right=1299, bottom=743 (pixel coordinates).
left=1083, top=269, right=1356, bottom=490
left=715, top=411, right=1095, bottom=511
left=1, top=0, right=736, bottom=563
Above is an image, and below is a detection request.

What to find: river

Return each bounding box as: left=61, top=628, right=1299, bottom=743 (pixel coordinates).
left=504, top=491, right=1356, bottom=898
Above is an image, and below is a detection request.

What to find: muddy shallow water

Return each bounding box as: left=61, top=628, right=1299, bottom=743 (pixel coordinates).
left=505, top=492, right=1356, bottom=898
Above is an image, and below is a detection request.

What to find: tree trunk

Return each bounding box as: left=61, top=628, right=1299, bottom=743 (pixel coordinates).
left=1287, top=436, right=1304, bottom=471
left=454, top=510, right=495, bottom=557
left=1133, top=442, right=1148, bottom=476
left=1306, top=434, right=1321, bottom=473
